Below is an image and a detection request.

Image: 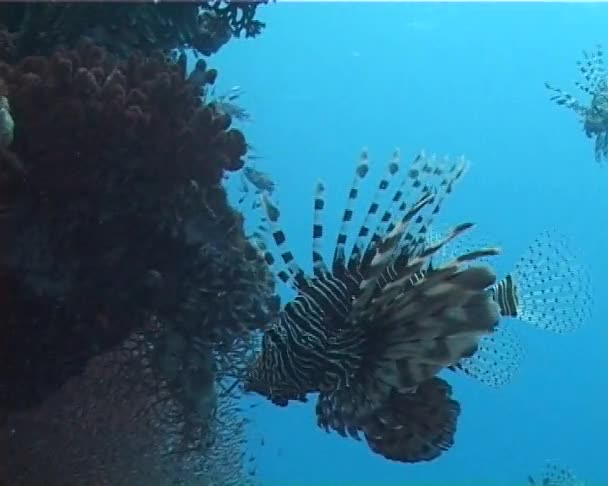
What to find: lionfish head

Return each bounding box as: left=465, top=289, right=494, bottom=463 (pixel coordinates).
left=243, top=330, right=307, bottom=406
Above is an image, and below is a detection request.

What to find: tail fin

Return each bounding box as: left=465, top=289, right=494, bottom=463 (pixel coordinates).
left=434, top=228, right=593, bottom=387
left=316, top=377, right=461, bottom=464
left=492, top=230, right=593, bottom=334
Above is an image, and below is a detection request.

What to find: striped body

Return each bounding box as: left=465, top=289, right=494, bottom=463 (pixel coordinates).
left=245, top=270, right=361, bottom=406
left=243, top=149, right=505, bottom=463
left=243, top=147, right=593, bottom=464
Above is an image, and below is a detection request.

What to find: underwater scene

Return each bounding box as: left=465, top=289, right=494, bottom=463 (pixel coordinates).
left=1, top=1, right=607, bottom=485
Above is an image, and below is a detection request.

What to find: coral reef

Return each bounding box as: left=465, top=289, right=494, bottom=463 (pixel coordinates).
left=0, top=2, right=274, bottom=483
left=2, top=327, right=261, bottom=486
left=0, top=1, right=269, bottom=59
left=0, top=37, right=278, bottom=414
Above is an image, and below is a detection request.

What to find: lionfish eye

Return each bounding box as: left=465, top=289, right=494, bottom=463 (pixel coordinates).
left=264, top=327, right=280, bottom=344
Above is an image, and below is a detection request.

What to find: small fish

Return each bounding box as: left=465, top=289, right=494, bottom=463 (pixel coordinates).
left=243, top=166, right=275, bottom=195
left=213, top=85, right=252, bottom=122
left=237, top=165, right=276, bottom=212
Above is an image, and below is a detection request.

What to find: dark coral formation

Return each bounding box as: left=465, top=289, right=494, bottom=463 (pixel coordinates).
left=0, top=37, right=277, bottom=415
left=0, top=2, right=274, bottom=483
left=0, top=1, right=268, bottom=59
left=3, top=328, right=261, bottom=486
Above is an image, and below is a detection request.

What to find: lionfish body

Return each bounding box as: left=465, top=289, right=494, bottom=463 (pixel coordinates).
left=244, top=150, right=593, bottom=463
left=245, top=150, right=502, bottom=462
left=546, top=44, right=608, bottom=162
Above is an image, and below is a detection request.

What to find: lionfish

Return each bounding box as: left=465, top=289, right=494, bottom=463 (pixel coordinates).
left=243, top=149, right=592, bottom=464
left=545, top=44, right=608, bottom=162
left=528, top=462, right=587, bottom=486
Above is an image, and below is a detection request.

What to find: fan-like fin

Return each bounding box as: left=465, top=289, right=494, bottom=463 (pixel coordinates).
left=452, top=324, right=525, bottom=387
left=493, top=230, right=593, bottom=334
left=348, top=150, right=400, bottom=267
left=311, top=181, right=329, bottom=276
left=260, top=193, right=307, bottom=288
left=332, top=150, right=370, bottom=272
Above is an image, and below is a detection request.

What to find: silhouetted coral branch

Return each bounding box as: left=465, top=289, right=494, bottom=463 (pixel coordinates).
left=0, top=1, right=268, bottom=59
left=3, top=327, right=261, bottom=485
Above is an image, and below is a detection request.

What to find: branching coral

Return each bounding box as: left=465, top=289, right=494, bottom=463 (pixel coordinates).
left=0, top=37, right=277, bottom=413
left=0, top=1, right=269, bottom=59
left=0, top=3, right=274, bottom=483
left=2, top=328, right=261, bottom=486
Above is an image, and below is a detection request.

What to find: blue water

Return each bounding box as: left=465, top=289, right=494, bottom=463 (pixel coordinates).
left=208, top=3, right=607, bottom=484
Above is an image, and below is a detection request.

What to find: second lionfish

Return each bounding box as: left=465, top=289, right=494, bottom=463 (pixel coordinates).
left=244, top=148, right=592, bottom=464
left=546, top=44, right=608, bottom=163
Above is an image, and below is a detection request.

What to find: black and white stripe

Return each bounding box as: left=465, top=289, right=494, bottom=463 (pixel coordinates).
left=245, top=149, right=493, bottom=410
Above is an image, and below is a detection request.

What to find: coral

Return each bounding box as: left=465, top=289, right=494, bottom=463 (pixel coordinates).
left=0, top=1, right=269, bottom=59
left=2, top=328, right=261, bottom=486
left=0, top=38, right=277, bottom=413
left=0, top=1, right=273, bottom=482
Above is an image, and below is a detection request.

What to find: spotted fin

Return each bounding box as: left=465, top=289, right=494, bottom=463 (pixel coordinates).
left=528, top=462, right=586, bottom=486
left=494, top=230, right=593, bottom=334
left=435, top=228, right=592, bottom=386
left=575, top=44, right=606, bottom=96
left=545, top=45, right=607, bottom=135
left=452, top=324, right=525, bottom=387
